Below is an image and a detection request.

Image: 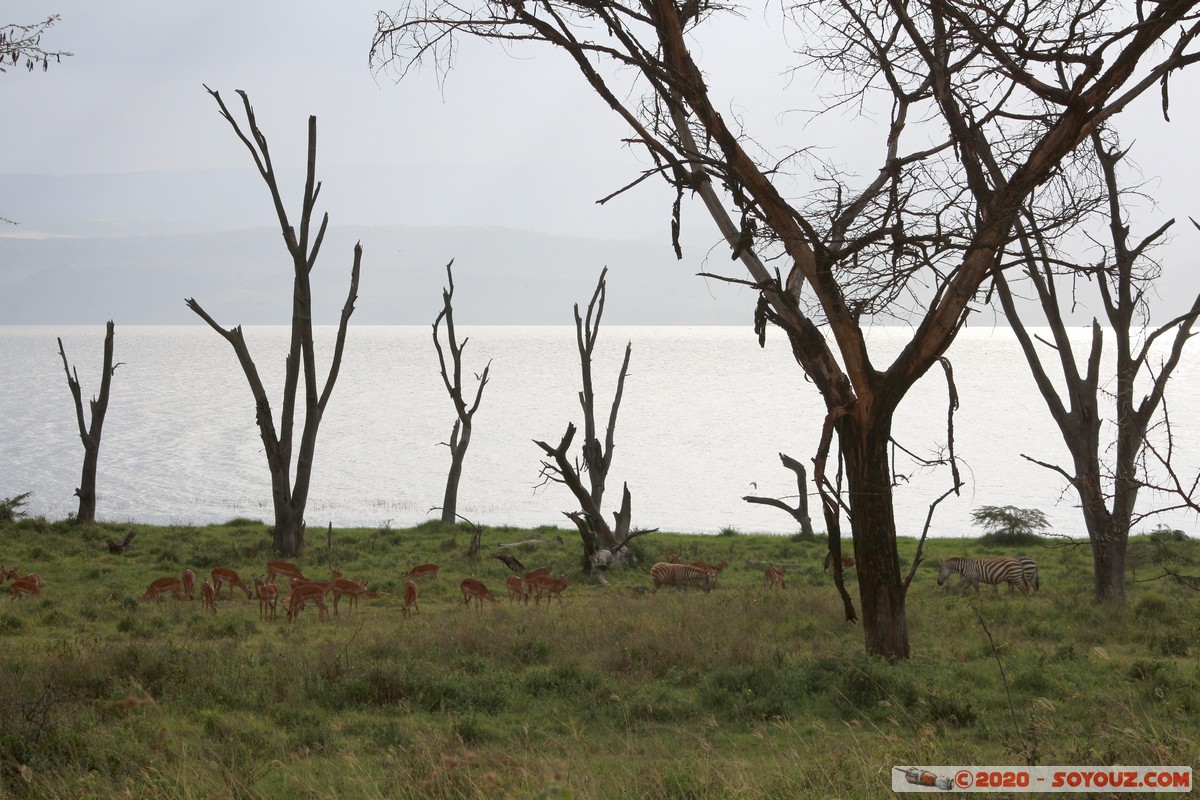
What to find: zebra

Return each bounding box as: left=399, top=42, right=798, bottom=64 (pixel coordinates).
left=650, top=562, right=713, bottom=593
left=1016, top=556, right=1040, bottom=592
left=937, top=556, right=1030, bottom=596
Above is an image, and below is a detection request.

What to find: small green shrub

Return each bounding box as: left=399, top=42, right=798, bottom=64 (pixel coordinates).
left=0, top=492, right=32, bottom=524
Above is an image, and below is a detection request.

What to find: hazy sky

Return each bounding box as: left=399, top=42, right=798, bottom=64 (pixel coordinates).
left=3, top=0, right=783, bottom=242
left=4, top=1, right=1200, bottom=317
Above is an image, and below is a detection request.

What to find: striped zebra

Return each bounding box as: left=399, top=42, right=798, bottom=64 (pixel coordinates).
left=937, top=556, right=1029, bottom=596
left=650, top=562, right=713, bottom=593
left=1016, top=556, right=1040, bottom=592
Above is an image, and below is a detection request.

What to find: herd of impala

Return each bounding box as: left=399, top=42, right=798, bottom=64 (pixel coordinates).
left=0, top=550, right=837, bottom=616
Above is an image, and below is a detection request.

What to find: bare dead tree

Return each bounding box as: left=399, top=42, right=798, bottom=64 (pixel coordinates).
left=1, top=16, right=71, bottom=74
left=534, top=268, right=639, bottom=564
left=432, top=260, right=491, bottom=525
left=374, top=0, right=1200, bottom=661
left=991, top=130, right=1200, bottom=604
left=186, top=86, right=362, bottom=558
left=575, top=267, right=631, bottom=514
left=743, top=453, right=816, bottom=537
left=56, top=321, right=116, bottom=524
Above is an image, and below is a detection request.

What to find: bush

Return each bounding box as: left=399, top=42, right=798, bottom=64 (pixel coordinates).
left=972, top=505, right=1048, bottom=545
left=0, top=492, right=33, bottom=524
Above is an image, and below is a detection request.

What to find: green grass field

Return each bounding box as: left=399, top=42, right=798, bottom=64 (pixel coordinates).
left=0, top=517, right=1197, bottom=798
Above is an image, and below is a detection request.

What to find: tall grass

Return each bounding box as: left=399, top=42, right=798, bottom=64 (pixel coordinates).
left=0, top=517, right=1197, bottom=798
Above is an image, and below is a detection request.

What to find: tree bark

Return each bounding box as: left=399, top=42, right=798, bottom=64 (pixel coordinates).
left=841, top=412, right=908, bottom=660
left=57, top=320, right=115, bottom=524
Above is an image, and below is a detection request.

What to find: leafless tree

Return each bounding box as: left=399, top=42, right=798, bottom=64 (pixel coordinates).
left=1, top=16, right=70, bottom=74
left=743, top=453, right=817, bottom=537
left=57, top=321, right=117, bottom=524
left=374, top=0, right=1200, bottom=660
left=534, top=268, right=642, bottom=564
left=575, top=267, right=631, bottom=515
left=433, top=260, right=492, bottom=525
left=992, top=130, right=1200, bottom=604
left=186, top=87, right=362, bottom=558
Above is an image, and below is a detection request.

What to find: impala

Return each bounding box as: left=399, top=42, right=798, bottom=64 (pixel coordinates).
left=529, top=573, right=568, bottom=606
left=823, top=552, right=856, bottom=572
left=5, top=569, right=39, bottom=588
left=9, top=577, right=42, bottom=599
left=211, top=567, right=253, bottom=600
left=141, top=576, right=184, bottom=603
left=182, top=568, right=196, bottom=600
left=524, top=567, right=550, bottom=584
left=266, top=560, right=306, bottom=585
left=401, top=580, right=420, bottom=618
left=405, top=563, right=439, bottom=581
left=252, top=576, right=278, bottom=621
left=286, top=582, right=329, bottom=622
left=763, top=566, right=786, bottom=590
left=459, top=578, right=497, bottom=610
left=200, top=580, right=218, bottom=613
left=505, top=575, right=530, bottom=605
left=327, top=577, right=369, bottom=615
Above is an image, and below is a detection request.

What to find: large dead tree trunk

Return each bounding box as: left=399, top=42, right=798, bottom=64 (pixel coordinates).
left=575, top=267, right=631, bottom=515
left=432, top=260, right=491, bottom=525
left=993, top=132, right=1200, bottom=605
left=535, top=268, right=635, bottom=558
left=375, top=0, right=1200, bottom=660
left=187, top=87, right=362, bottom=558
left=57, top=320, right=116, bottom=524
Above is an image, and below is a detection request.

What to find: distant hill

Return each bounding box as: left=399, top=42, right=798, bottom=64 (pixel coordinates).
left=0, top=224, right=755, bottom=325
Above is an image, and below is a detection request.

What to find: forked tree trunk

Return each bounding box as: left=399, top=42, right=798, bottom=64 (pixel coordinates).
left=57, top=321, right=116, bottom=524
left=433, top=261, right=490, bottom=525
left=187, top=88, right=361, bottom=558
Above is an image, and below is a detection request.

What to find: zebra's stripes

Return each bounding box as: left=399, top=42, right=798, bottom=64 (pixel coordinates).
left=1016, top=556, right=1039, bottom=592
left=650, top=562, right=713, bottom=593
left=937, top=556, right=1029, bottom=596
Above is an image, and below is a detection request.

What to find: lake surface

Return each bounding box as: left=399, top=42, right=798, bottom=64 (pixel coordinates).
left=2, top=325, right=1197, bottom=537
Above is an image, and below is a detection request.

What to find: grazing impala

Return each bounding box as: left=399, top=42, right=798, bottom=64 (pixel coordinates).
left=327, top=577, right=369, bottom=615
left=405, top=563, right=439, bottom=581
left=141, top=576, right=184, bottom=603
left=211, top=568, right=253, bottom=600
left=690, top=560, right=728, bottom=581
left=9, top=577, right=42, bottom=599
left=823, top=552, right=856, bottom=572
left=286, top=582, right=329, bottom=622
left=266, top=560, right=306, bottom=585
left=529, top=573, right=568, bottom=606
left=506, top=575, right=530, bottom=605
left=252, top=576, right=278, bottom=621
left=182, top=568, right=196, bottom=600
left=401, top=580, right=420, bottom=618
left=763, top=566, right=786, bottom=590
left=459, top=578, right=497, bottom=610
left=524, top=567, right=550, bottom=584
left=200, top=581, right=218, bottom=613
left=5, top=569, right=39, bottom=588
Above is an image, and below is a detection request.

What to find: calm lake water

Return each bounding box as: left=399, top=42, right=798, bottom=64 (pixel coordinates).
left=2, top=325, right=1197, bottom=537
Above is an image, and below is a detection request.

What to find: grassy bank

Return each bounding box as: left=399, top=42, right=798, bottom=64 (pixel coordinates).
left=0, top=517, right=1197, bottom=798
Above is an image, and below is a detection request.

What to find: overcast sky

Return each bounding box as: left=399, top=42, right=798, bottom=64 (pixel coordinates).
left=3, top=1, right=1200, bottom=320
left=3, top=0, right=783, bottom=242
